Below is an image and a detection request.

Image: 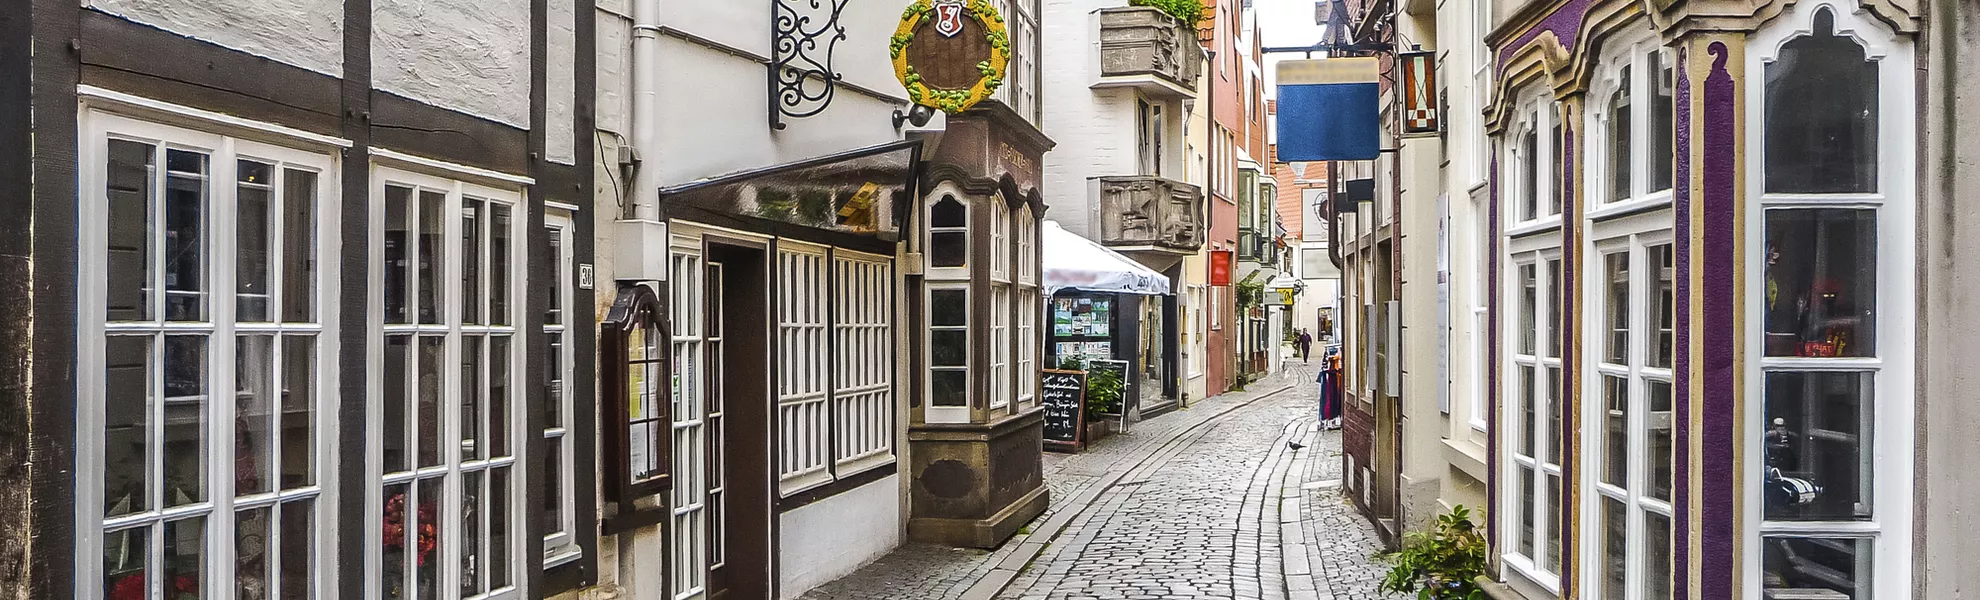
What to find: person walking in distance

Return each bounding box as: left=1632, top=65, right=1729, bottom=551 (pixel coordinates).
left=1295, top=329, right=1314, bottom=363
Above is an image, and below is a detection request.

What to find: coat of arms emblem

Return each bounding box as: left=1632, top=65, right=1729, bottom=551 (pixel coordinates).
left=934, top=1, right=965, bottom=37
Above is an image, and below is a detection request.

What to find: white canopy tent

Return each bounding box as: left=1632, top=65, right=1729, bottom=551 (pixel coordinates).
left=1041, top=220, right=1172, bottom=296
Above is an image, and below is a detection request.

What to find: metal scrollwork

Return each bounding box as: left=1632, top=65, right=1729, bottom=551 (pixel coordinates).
left=771, top=0, right=852, bottom=129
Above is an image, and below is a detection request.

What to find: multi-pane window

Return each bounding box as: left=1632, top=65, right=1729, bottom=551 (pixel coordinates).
left=1510, top=96, right=1564, bottom=225
left=1016, top=207, right=1038, bottom=408
left=1505, top=253, right=1564, bottom=584
left=377, top=169, right=522, bottom=600
left=928, top=196, right=968, bottom=271
left=668, top=247, right=709, bottom=599
left=777, top=245, right=831, bottom=491
left=927, top=284, right=970, bottom=423
left=1588, top=238, right=1676, bottom=600
left=542, top=214, right=579, bottom=566
left=992, top=287, right=1011, bottom=409
left=1595, top=44, right=1677, bottom=207
left=1751, top=7, right=1914, bottom=596
left=833, top=252, right=896, bottom=467
left=1138, top=99, right=1165, bottom=177
left=85, top=114, right=333, bottom=600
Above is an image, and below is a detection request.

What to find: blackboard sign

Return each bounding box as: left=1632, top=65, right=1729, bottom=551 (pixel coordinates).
left=1040, top=369, right=1088, bottom=452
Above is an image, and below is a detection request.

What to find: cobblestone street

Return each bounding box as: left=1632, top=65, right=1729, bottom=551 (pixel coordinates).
left=800, top=361, right=1397, bottom=600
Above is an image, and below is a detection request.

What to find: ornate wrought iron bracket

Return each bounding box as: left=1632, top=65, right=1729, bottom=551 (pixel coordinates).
left=770, top=0, right=852, bottom=129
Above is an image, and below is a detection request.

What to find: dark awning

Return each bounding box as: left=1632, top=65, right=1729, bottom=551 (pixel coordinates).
left=658, top=140, right=922, bottom=241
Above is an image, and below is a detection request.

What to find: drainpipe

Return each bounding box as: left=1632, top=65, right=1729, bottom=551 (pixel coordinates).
left=628, top=0, right=662, bottom=221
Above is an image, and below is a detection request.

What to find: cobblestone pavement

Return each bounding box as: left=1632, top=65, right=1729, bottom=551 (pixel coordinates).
left=799, top=362, right=1396, bottom=600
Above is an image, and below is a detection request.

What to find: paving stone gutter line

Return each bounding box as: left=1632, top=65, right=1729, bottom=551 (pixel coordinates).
left=952, top=379, right=1301, bottom=600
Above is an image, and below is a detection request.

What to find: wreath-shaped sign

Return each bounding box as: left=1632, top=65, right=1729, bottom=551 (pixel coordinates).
left=891, top=0, right=1011, bottom=114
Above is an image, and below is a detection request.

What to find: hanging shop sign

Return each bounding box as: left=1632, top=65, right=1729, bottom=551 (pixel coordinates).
left=892, top=0, right=1012, bottom=114
left=1275, top=58, right=1380, bottom=161
left=1401, top=51, right=1440, bottom=135
left=1210, top=250, right=1234, bottom=286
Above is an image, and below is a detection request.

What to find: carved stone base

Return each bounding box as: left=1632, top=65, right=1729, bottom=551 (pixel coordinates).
left=905, top=409, right=1049, bottom=548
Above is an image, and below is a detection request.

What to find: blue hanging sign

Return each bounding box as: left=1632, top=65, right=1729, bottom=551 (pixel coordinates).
left=1275, top=58, right=1380, bottom=161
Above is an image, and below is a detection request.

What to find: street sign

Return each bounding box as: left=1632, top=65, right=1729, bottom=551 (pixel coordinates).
left=1275, top=58, right=1381, bottom=161
left=1401, top=51, right=1440, bottom=135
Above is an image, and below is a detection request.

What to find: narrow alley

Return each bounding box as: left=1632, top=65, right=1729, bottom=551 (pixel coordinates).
left=801, top=362, right=1395, bottom=600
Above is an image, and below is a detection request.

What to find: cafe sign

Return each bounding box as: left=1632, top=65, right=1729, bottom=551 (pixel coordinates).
left=892, top=0, right=1011, bottom=114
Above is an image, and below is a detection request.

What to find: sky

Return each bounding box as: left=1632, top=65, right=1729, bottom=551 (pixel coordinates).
left=1253, top=0, right=1329, bottom=92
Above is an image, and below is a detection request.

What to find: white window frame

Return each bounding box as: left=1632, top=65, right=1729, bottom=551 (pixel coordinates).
left=1504, top=89, right=1565, bottom=235
left=369, top=164, right=527, bottom=600
left=1579, top=212, right=1676, bottom=600
left=1585, top=37, right=1677, bottom=220
left=76, top=108, right=342, bottom=600
left=833, top=250, right=897, bottom=473
left=542, top=212, right=580, bottom=567
left=668, top=234, right=711, bottom=600
left=1501, top=234, right=1564, bottom=592
left=1138, top=97, right=1166, bottom=177
left=1742, top=3, right=1916, bottom=597
left=777, top=242, right=833, bottom=493
left=925, top=281, right=972, bottom=424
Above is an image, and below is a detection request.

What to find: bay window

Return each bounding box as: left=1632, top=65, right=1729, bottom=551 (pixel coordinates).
left=1585, top=233, right=1676, bottom=600
left=80, top=111, right=337, bottom=600
left=1747, top=5, right=1915, bottom=596
left=375, top=167, right=524, bottom=600
left=1017, top=206, right=1039, bottom=408
left=1593, top=42, right=1677, bottom=211
left=1504, top=250, right=1565, bottom=587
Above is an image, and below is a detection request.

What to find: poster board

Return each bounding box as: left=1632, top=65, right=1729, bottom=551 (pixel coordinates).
left=1040, top=369, right=1088, bottom=452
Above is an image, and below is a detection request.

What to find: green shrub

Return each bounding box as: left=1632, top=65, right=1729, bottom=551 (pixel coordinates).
left=1129, top=0, right=1205, bottom=24
left=1375, top=506, right=1489, bottom=600
left=1083, top=365, right=1125, bottom=419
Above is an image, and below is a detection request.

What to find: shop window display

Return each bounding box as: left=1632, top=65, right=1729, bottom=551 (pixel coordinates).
left=1763, top=209, right=1876, bottom=358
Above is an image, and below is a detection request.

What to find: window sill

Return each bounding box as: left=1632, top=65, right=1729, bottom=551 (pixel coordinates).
left=1502, top=218, right=1563, bottom=239
left=1584, top=194, right=1673, bottom=222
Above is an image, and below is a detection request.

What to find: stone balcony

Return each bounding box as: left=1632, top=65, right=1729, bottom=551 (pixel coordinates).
left=1094, top=175, right=1205, bottom=255
left=1095, top=7, right=1202, bottom=98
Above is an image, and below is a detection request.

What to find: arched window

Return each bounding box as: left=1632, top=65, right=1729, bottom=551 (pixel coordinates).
left=1750, top=4, right=1914, bottom=597
left=1608, top=66, right=1632, bottom=203
left=600, top=284, right=670, bottom=502
left=928, top=195, right=968, bottom=269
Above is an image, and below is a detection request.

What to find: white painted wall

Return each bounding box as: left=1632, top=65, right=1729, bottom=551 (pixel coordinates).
left=777, top=475, right=903, bottom=599
left=548, top=0, right=578, bottom=164
left=88, top=0, right=344, bottom=75
left=373, top=0, right=532, bottom=127
left=1038, top=0, right=1186, bottom=239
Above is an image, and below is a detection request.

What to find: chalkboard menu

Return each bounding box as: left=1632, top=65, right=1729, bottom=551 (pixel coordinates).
left=1040, top=369, right=1088, bottom=452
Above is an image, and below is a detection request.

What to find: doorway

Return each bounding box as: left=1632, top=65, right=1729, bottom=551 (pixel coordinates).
left=674, top=240, right=772, bottom=600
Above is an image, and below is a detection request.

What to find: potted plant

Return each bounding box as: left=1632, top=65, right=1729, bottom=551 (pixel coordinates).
left=1059, top=357, right=1125, bottom=441
left=1375, top=505, right=1489, bottom=600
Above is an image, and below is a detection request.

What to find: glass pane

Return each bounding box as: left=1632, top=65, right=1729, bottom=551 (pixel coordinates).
left=931, top=196, right=966, bottom=228
left=281, top=169, right=317, bottom=323
left=418, top=191, right=446, bottom=325
left=930, top=232, right=966, bottom=268
left=461, top=470, right=482, bottom=596
left=462, top=336, right=483, bottom=460
left=417, top=336, right=444, bottom=468
left=1765, top=10, right=1878, bottom=194
left=1764, top=209, right=1877, bottom=357
left=491, top=204, right=512, bottom=326
left=1519, top=264, right=1537, bottom=354
left=1603, top=376, right=1628, bottom=486
left=931, top=370, right=967, bottom=407
left=382, top=483, right=410, bottom=600
left=106, top=139, right=154, bottom=322
left=931, top=289, right=967, bottom=327
left=1600, top=498, right=1626, bottom=600
left=1609, top=68, right=1632, bottom=203
left=1544, top=472, right=1561, bottom=570
left=1645, top=511, right=1673, bottom=600
left=384, top=185, right=411, bottom=324
left=1521, top=127, right=1538, bottom=221
left=383, top=335, right=410, bottom=473
left=164, top=516, right=205, bottom=600
left=104, top=336, right=152, bottom=517
left=1547, top=259, right=1562, bottom=358
left=546, top=339, right=564, bottom=428
left=279, top=499, right=314, bottom=600
left=1648, top=379, right=1674, bottom=501
left=236, top=506, right=272, bottom=600
left=1765, top=371, right=1873, bottom=521
left=1762, top=536, right=1871, bottom=598
left=1519, top=365, right=1535, bottom=456
left=1605, top=252, right=1629, bottom=364
left=931, top=330, right=967, bottom=367
left=546, top=233, right=563, bottom=326
left=163, top=335, right=207, bottom=506
left=416, top=478, right=442, bottom=598
left=463, top=197, right=483, bottom=325
left=164, top=149, right=209, bottom=322
left=1650, top=245, right=1675, bottom=369
left=1519, top=468, right=1536, bottom=559
left=104, top=526, right=148, bottom=599
left=1545, top=366, right=1561, bottom=465
left=490, top=336, right=511, bottom=458
left=491, top=466, right=513, bottom=589
left=545, top=442, right=564, bottom=536
left=236, top=334, right=276, bottom=496
left=281, top=336, right=314, bottom=489
left=237, top=160, right=273, bottom=322
left=1652, top=52, right=1675, bottom=193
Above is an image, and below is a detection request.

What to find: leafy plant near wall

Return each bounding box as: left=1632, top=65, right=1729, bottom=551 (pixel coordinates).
left=1235, top=278, right=1265, bottom=308
left=1129, top=0, right=1206, bottom=24
left=1374, top=506, right=1488, bottom=600
left=1056, top=357, right=1124, bottom=419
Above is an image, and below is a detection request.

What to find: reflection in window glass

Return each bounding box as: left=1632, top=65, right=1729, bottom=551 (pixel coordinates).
left=1650, top=245, right=1675, bottom=369
left=1762, top=536, right=1871, bottom=598
left=237, top=160, right=273, bottom=322
left=163, top=517, right=205, bottom=600
left=107, top=140, right=154, bottom=322
left=1764, top=209, right=1876, bottom=357
left=1519, top=470, right=1536, bottom=559
left=236, top=334, right=277, bottom=496
left=1603, top=376, right=1628, bottom=486
left=1600, top=498, right=1626, bottom=600
left=384, top=186, right=412, bottom=324
left=282, top=169, right=318, bottom=323
left=1521, top=127, right=1539, bottom=221
left=1652, top=52, right=1675, bottom=193
left=1605, top=252, right=1629, bottom=363
left=1765, top=372, right=1873, bottom=521
left=165, top=150, right=209, bottom=322
left=1645, top=512, right=1672, bottom=599
left=1520, top=264, right=1537, bottom=354
left=1609, top=67, right=1632, bottom=203
left=104, top=527, right=148, bottom=599
left=105, top=336, right=152, bottom=518
left=1547, top=259, right=1562, bottom=359
left=163, top=335, right=207, bottom=507
left=930, top=287, right=969, bottom=408
left=1764, top=10, right=1878, bottom=194
left=418, top=191, right=446, bottom=325
left=1648, top=380, right=1674, bottom=501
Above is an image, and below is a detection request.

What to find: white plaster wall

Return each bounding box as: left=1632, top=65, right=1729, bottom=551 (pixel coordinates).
left=650, top=38, right=902, bottom=186
left=373, top=0, right=532, bottom=128
left=1038, top=0, right=1162, bottom=240
left=777, top=474, right=903, bottom=599
left=88, top=0, right=344, bottom=75
left=595, top=2, right=632, bottom=136
left=548, top=0, right=578, bottom=164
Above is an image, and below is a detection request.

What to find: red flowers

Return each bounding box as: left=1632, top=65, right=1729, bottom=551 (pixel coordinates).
left=109, top=572, right=199, bottom=600
left=382, top=491, right=439, bottom=567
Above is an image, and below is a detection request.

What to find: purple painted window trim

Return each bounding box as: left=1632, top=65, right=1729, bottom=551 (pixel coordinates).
left=1698, top=41, right=1737, bottom=600
left=1672, top=44, right=1693, bottom=600
left=1494, top=0, right=1596, bottom=76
